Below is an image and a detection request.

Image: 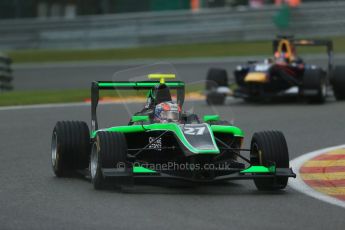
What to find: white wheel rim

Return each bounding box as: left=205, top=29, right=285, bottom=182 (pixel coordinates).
left=90, top=143, right=98, bottom=179
left=51, top=132, right=57, bottom=168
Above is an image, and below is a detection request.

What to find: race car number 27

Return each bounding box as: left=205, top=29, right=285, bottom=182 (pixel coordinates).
left=183, top=127, right=205, bottom=135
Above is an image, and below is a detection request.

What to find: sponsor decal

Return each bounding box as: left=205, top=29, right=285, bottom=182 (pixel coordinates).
left=148, top=136, right=162, bottom=151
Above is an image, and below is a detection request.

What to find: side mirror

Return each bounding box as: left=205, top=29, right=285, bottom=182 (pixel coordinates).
left=131, top=115, right=149, bottom=123
left=203, top=115, right=220, bottom=122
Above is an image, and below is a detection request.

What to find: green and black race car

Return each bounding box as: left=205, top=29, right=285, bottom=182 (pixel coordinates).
left=51, top=74, right=295, bottom=190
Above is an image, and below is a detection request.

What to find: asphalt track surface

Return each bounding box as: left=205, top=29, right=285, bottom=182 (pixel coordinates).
left=13, top=61, right=240, bottom=90
left=1, top=98, right=345, bottom=230
left=12, top=55, right=345, bottom=90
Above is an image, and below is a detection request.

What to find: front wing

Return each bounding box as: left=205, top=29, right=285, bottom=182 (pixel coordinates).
left=101, top=166, right=296, bottom=183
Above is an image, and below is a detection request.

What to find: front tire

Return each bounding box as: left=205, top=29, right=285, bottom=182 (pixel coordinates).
left=90, top=131, right=128, bottom=190
left=302, top=69, right=327, bottom=104
left=51, top=121, right=90, bottom=177
left=331, top=66, right=345, bottom=100
left=250, top=131, right=289, bottom=191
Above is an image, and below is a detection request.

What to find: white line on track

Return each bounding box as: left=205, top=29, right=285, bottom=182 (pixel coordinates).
left=289, top=144, right=345, bottom=209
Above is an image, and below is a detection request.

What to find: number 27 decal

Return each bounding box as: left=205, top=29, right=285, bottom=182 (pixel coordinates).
left=183, top=127, right=206, bottom=135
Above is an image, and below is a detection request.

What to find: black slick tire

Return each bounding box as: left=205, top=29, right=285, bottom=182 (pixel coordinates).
left=331, top=66, right=345, bottom=100
left=51, top=121, right=90, bottom=177
left=90, top=131, right=128, bottom=190
left=250, top=131, right=289, bottom=191
left=303, top=69, right=327, bottom=104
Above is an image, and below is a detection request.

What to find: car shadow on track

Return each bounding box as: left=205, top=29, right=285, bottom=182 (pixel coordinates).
left=115, top=181, right=288, bottom=196
left=51, top=175, right=290, bottom=196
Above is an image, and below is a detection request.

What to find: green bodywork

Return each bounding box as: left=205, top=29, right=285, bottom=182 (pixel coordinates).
left=203, top=115, right=220, bottom=122
left=132, top=165, right=276, bottom=174
left=98, top=82, right=184, bottom=88
left=240, top=165, right=276, bottom=174
left=133, top=166, right=157, bottom=173
left=92, top=123, right=244, bottom=154
left=210, top=125, right=244, bottom=136
left=131, top=115, right=150, bottom=123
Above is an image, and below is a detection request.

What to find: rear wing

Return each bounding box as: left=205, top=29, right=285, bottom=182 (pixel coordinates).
left=273, top=37, right=334, bottom=75
left=293, top=39, right=333, bottom=75
left=91, top=81, right=185, bottom=132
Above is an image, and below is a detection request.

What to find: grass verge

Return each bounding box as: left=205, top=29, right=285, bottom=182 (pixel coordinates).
left=8, top=36, right=345, bottom=63
left=0, top=89, right=91, bottom=106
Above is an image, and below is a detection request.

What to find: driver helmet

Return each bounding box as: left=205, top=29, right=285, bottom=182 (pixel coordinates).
left=275, top=51, right=289, bottom=63
left=154, top=101, right=181, bottom=123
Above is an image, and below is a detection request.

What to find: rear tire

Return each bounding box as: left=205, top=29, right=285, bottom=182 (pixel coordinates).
left=90, top=132, right=128, bottom=190
left=205, top=68, right=228, bottom=105
left=51, top=121, right=90, bottom=177
left=302, top=69, right=327, bottom=104
left=331, top=66, right=345, bottom=100
left=250, top=131, right=289, bottom=191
